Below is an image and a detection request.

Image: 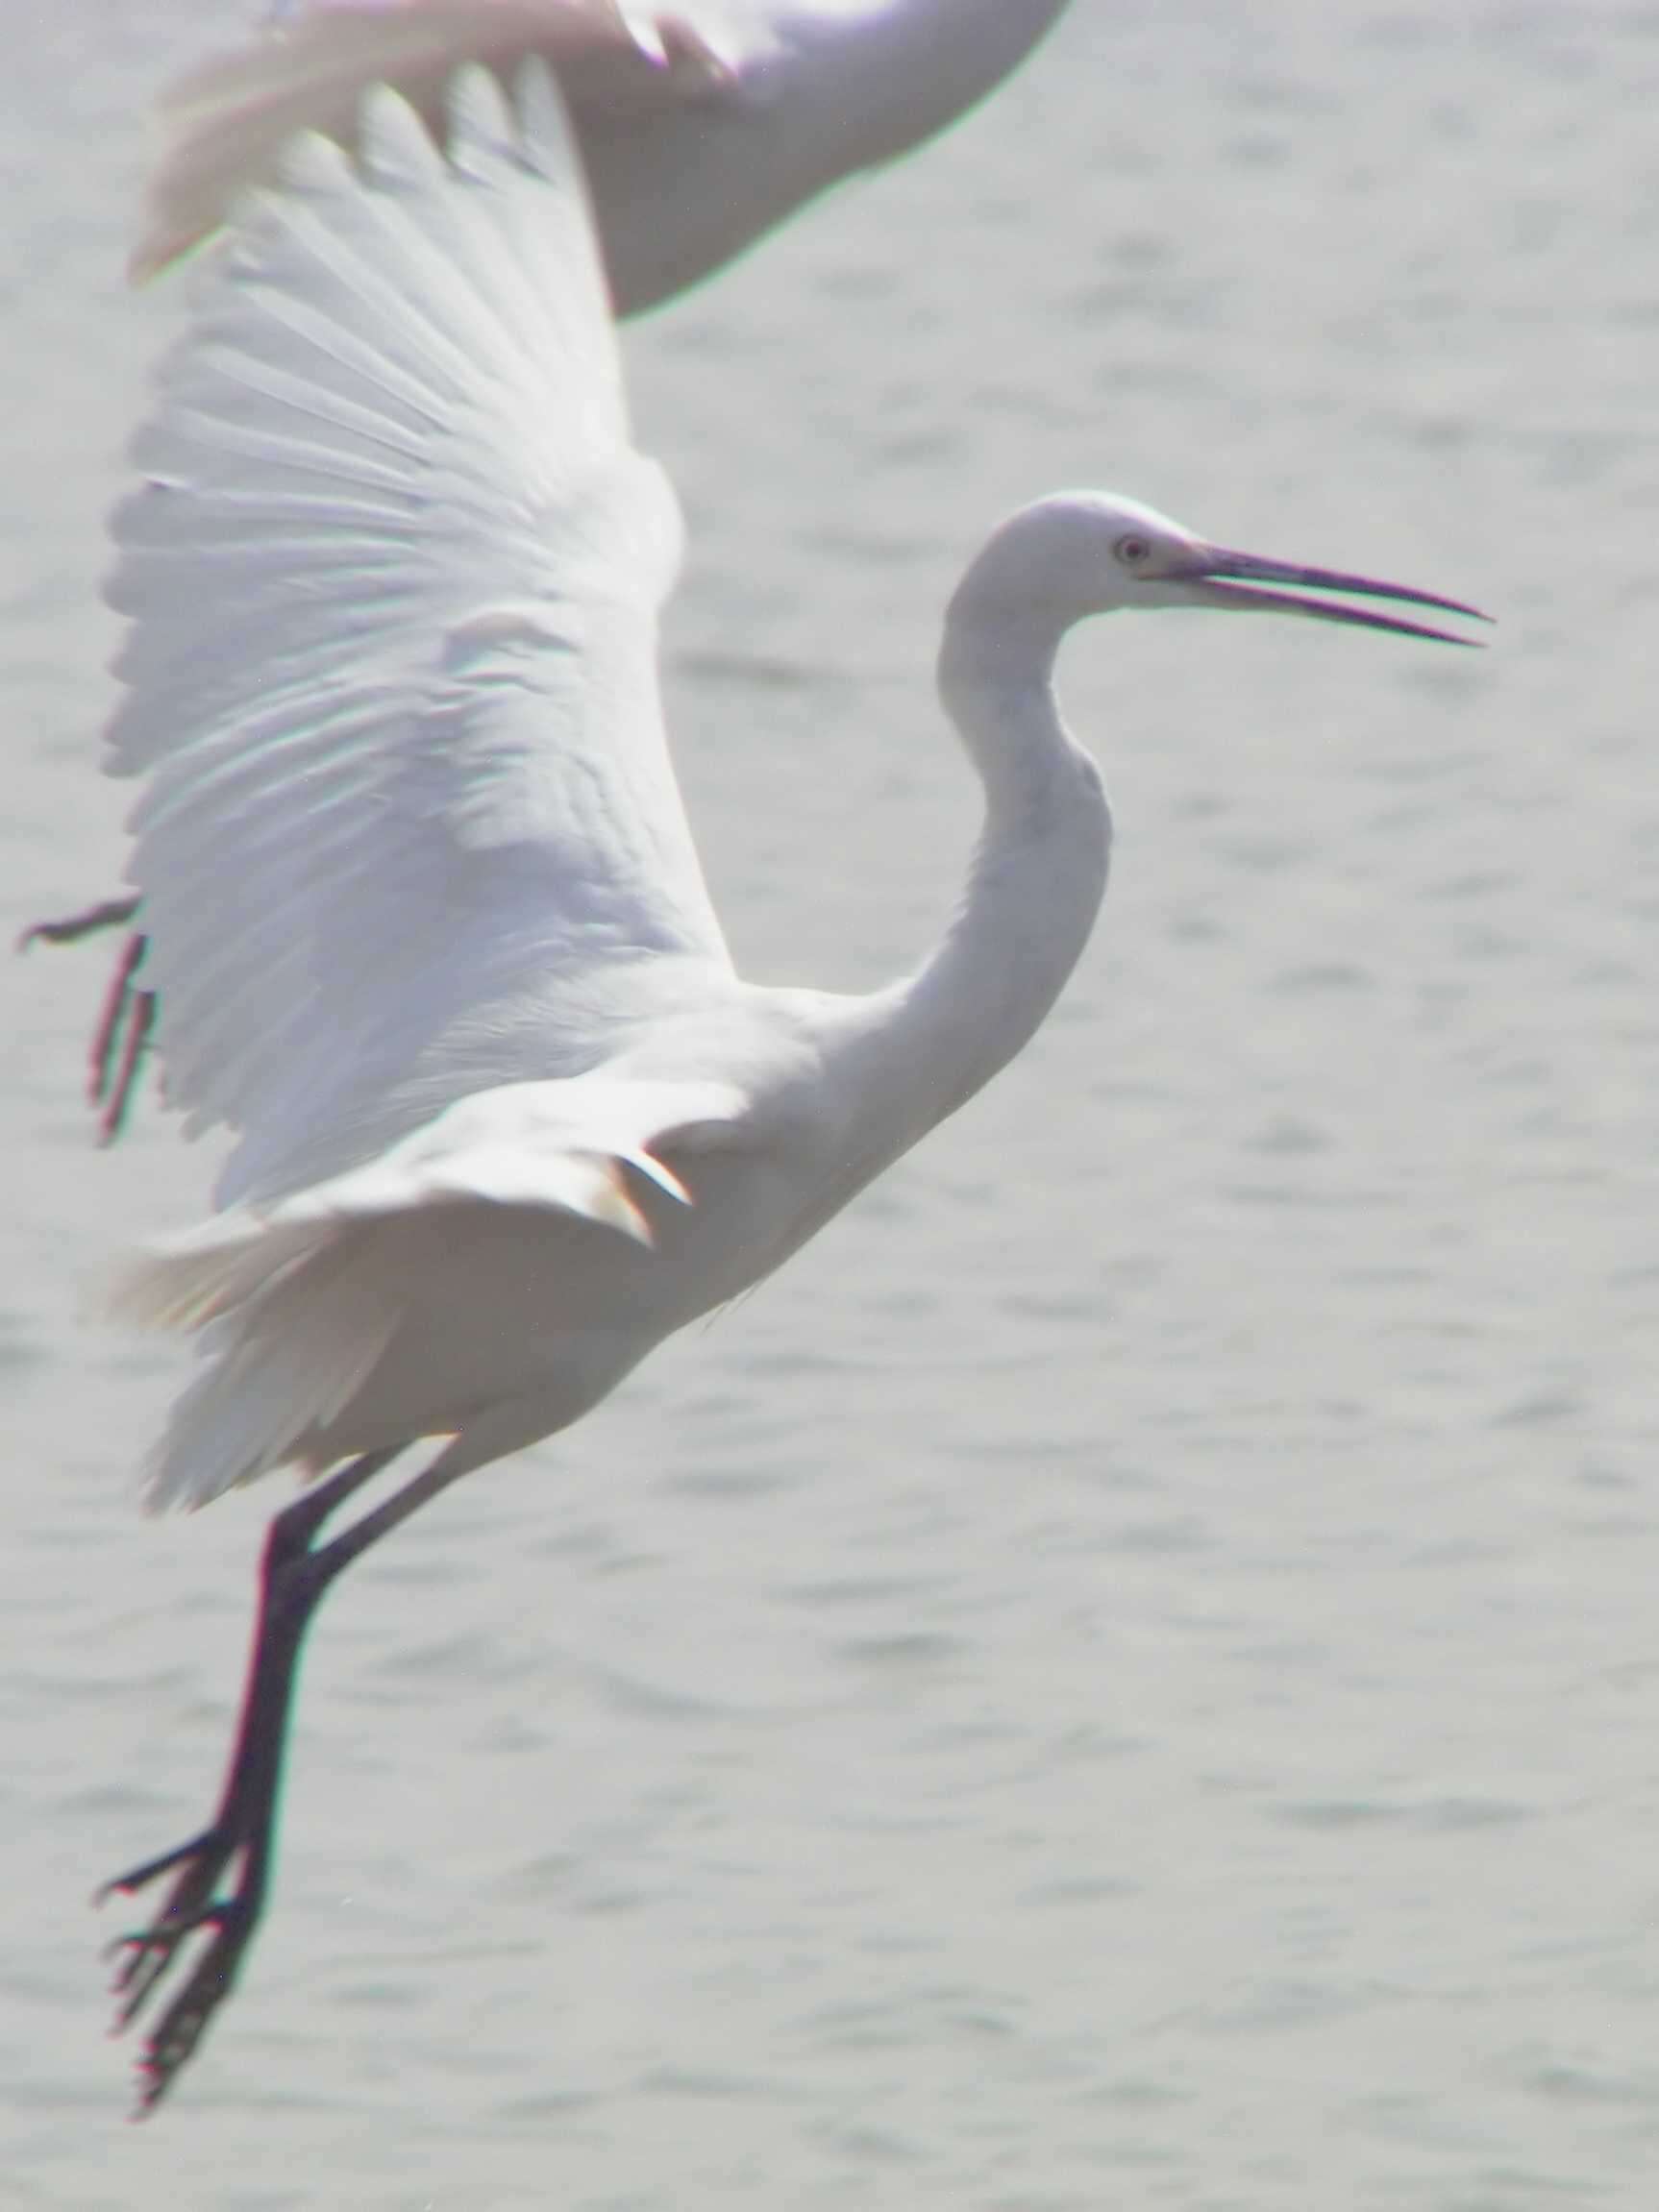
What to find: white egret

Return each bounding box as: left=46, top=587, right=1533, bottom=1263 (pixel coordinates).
left=29, top=0, right=1079, bottom=1134
left=92, top=68, right=1485, bottom=2114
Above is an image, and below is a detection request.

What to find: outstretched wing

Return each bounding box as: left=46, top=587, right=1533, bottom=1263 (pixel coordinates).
left=133, top=2, right=739, bottom=285
left=105, top=65, right=733, bottom=1203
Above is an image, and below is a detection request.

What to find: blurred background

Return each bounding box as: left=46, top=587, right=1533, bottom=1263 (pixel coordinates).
left=2, top=3, right=1655, bottom=2205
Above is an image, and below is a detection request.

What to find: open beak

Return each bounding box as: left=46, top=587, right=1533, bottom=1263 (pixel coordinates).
left=1172, top=546, right=1492, bottom=647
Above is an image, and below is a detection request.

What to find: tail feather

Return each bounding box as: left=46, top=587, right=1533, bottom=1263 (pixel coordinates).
left=106, top=1213, right=330, bottom=1333
left=141, top=1278, right=395, bottom=1514
left=110, top=1211, right=395, bottom=1513
left=108, top=1071, right=747, bottom=1511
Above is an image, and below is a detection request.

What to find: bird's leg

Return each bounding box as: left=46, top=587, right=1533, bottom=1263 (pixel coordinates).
left=101, top=1438, right=484, bottom=2114
left=101, top=1444, right=405, bottom=2115
left=17, top=899, right=153, bottom=1142
left=92, top=953, right=157, bottom=1146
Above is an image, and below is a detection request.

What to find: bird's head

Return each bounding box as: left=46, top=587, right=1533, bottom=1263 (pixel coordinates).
left=945, top=491, right=1489, bottom=665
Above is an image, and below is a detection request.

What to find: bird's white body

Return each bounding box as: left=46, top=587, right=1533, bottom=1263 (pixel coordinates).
left=106, top=64, right=1483, bottom=1518
left=131, top=830, right=1107, bottom=1505
left=111, top=67, right=1112, bottom=1510
left=136, top=0, right=1075, bottom=302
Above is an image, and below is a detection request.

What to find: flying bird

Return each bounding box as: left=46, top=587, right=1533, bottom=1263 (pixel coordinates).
left=27, top=0, right=1078, bottom=1135
left=91, top=67, right=1485, bottom=2113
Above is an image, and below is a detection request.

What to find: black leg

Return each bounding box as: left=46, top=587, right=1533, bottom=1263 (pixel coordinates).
left=101, top=1445, right=403, bottom=2115
left=87, top=932, right=148, bottom=1113
left=95, top=974, right=157, bottom=1146
left=17, top=902, right=154, bottom=1142
left=15, top=895, right=142, bottom=950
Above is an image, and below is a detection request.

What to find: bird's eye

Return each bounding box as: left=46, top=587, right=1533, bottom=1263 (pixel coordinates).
left=1115, top=534, right=1152, bottom=567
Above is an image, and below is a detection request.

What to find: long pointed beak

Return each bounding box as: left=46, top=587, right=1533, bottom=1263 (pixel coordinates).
left=1173, top=546, right=1493, bottom=647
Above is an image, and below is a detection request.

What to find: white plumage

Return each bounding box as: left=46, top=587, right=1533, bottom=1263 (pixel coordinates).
left=35, top=0, right=1081, bottom=1142
left=105, top=64, right=1485, bottom=1515
left=111, top=72, right=722, bottom=1192
left=106, top=64, right=1100, bottom=1517
left=91, top=63, right=1484, bottom=2111
left=134, top=0, right=1077, bottom=303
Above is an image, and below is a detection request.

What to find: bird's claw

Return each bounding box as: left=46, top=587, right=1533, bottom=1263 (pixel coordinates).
left=96, top=1824, right=254, bottom=2109
left=130, top=1947, right=235, bottom=2118
left=106, top=1897, right=238, bottom=1989
left=95, top=1825, right=224, bottom=1909
left=111, top=1920, right=247, bottom=2118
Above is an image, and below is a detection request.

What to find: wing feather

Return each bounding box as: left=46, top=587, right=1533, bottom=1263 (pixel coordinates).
left=106, top=64, right=732, bottom=1202
left=133, top=2, right=738, bottom=285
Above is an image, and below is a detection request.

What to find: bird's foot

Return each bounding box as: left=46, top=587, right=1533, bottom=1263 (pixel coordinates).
left=15, top=895, right=141, bottom=951
left=91, top=1456, right=402, bottom=2113
left=99, top=1823, right=260, bottom=2117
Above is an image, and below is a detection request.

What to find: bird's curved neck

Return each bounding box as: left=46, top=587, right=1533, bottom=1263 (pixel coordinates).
left=875, top=605, right=1112, bottom=1142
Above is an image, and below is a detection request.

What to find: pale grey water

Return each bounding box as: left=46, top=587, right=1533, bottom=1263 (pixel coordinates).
left=1, top=2, right=1655, bottom=2204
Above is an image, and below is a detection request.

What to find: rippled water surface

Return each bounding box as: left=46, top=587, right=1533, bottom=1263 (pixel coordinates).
left=3, top=4, right=1656, bottom=2205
